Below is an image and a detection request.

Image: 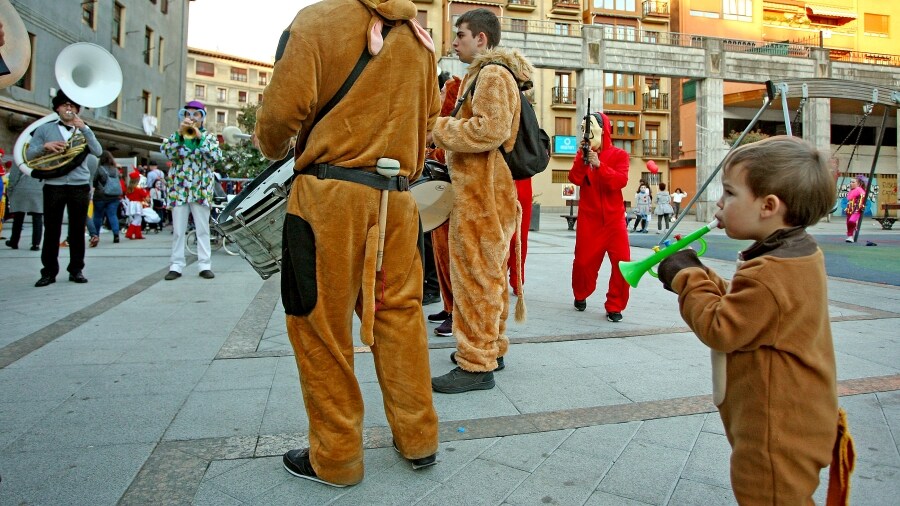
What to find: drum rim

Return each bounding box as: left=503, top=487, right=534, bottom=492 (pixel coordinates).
left=219, top=148, right=295, bottom=222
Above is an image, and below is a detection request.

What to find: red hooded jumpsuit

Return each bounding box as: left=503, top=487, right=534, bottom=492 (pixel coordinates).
left=569, top=112, right=631, bottom=313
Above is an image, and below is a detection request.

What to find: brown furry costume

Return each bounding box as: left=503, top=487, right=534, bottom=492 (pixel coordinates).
left=431, top=48, right=532, bottom=372
left=254, top=0, right=439, bottom=485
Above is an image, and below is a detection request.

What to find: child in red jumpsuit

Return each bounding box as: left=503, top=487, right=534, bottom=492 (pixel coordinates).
left=569, top=112, right=631, bottom=322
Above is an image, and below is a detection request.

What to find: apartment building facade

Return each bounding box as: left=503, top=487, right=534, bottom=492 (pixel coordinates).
left=1, top=0, right=193, bottom=163
left=184, top=48, right=273, bottom=138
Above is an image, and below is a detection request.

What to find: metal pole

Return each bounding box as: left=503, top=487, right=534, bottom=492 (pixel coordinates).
left=660, top=81, right=776, bottom=246
left=853, top=106, right=889, bottom=243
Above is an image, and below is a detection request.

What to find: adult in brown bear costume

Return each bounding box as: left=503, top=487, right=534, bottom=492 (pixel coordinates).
left=430, top=8, right=531, bottom=394
left=255, top=0, right=439, bottom=487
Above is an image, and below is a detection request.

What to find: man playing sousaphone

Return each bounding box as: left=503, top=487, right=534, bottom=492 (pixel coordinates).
left=160, top=100, right=221, bottom=281
left=30, top=90, right=102, bottom=287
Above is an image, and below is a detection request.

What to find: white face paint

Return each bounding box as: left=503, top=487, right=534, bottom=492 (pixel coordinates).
left=580, top=114, right=603, bottom=150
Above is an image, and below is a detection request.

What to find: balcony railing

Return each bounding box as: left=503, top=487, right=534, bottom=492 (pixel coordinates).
left=552, top=86, right=577, bottom=106
left=642, top=0, right=669, bottom=18
left=642, top=93, right=669, bottom=111
left=641, top=139, right=669, bottom=158
left=499, top=17, right=582, bottom=37
left=551, top=0, right=580, bottom=13
left=507, top=0, right=536, bottom=10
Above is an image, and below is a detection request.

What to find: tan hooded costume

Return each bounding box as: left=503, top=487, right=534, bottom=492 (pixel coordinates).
left=254, top=0, right=439, bottom=485
left=431, top=48, right=532, bottom=372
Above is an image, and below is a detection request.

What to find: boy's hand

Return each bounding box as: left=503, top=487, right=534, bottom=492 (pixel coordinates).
left=658, top=249, right=707, bottom=292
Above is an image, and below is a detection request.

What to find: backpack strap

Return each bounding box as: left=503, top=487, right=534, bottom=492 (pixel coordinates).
left=448, top=62, right=521, bottom=118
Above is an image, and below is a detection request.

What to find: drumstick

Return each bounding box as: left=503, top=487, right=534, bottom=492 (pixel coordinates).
left=375, top=158, right=401, bottom=272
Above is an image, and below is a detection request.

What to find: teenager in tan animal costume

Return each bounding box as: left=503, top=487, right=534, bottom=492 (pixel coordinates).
left=430, top=8, right=531, bottom=394
left=255, top=0, right=440, bottom=487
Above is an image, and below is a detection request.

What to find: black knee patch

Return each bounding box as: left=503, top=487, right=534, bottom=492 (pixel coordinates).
left=281, top=214, right=317, bottom=316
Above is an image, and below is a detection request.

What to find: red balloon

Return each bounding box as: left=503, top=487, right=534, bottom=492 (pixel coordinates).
left=646, top=160, right=659, bottom=174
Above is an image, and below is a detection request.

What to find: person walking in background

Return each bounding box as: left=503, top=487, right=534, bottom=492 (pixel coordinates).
left=672, top=187, right=687, bottom=217
left=92, top=151, right=122, bottom=244
left=569, top=111, right=630, bottom=323
left=161, top=100, right=221, bottom=280
left=145, top=161, right=164, bottom=190
left=631, top=183, right=651, bottom=233
left=5, top=158, right=43, bottom=251
left=123, top=171, right=148, bottom=240
left=28, top=90, right=102, bottom=287
left=844, top=175, right=866, bottom=243
left=654, top=182, right=674, bottom=235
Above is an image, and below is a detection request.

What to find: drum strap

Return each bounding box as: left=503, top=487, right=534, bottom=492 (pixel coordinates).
left=299, top=163, right=410, bottom=192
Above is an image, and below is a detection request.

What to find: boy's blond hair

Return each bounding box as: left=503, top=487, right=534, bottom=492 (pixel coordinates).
left=723, top=135, right=835, bottom=227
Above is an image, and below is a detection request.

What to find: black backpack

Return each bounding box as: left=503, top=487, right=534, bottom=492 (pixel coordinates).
left=451, top=63, right=550, bottom=180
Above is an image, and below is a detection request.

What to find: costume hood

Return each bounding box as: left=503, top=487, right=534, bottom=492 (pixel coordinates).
left=466, top=47, right=534, bottom=90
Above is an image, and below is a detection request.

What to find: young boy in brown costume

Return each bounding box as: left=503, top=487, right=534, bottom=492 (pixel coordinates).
left=658, top=136, right=854, bottom=505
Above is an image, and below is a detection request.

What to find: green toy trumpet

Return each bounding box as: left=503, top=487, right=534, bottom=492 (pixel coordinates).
left=618, top=219, right=719, bottom=288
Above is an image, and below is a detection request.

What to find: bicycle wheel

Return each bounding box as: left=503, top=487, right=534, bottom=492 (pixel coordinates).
left=222, top=235, right=241, bottom=256
left=209, top=230, right=224, bottom=251
left=185, top=230, right=198, bottom=255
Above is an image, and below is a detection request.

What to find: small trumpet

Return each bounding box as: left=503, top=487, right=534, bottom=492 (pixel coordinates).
left=618, top=219, right=718, bottom=288
left=180, top=123, right=199, bottom=140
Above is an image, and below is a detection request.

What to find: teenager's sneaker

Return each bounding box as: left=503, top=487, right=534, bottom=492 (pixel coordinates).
left=432, top=367, right=495, bottom=393
left=282, top=448, right=347, bottom=488
left=606, top=312, right=623, bottom=323
left=450, top=351, right=504, bottom=371
left=427, top=309, right=450, bottom=323
left=574, top=299, right=586, bottom=311
left=434, top=315, right=453, bottom=337
left=392, top=443, right=437, bottom=470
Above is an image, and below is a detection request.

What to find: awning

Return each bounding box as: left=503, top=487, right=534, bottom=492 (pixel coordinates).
left=805, top=4, right=857, bottom=19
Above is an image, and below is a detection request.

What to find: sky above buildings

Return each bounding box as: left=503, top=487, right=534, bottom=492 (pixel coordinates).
left=187, top=0, right=321, bottom=63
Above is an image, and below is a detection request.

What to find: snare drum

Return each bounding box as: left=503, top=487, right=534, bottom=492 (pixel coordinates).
left=215, top=150, right=295, bottom=279
left=412, top=160, right=453, bottom=232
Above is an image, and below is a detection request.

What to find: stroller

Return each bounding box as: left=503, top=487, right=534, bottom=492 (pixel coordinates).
left=147, top=179, right=168, bottom=232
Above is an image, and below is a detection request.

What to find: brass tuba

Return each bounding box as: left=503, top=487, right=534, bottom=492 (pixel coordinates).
left=14, top=43, right=123, bottom=177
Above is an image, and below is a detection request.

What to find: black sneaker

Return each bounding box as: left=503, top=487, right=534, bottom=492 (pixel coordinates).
left=432, top=367, right=495, bottom=394
left=282, top=448, right=347, bottom=488
left=606, top=312, right=623, bottom=323
left=434, top=315, right=453, bottom=337
left=450, top=351, right=504, bottom=371
left=422, top=292, right=441, bottom=306
left=427, top=309, right=450, bottom=323
left=574, top=299, right=586, bottom=311
left=199, top=270, right=215, bottom=279
left=392, top=443, right=437, bottom=470
left=164, top=271, right=181, bottom=281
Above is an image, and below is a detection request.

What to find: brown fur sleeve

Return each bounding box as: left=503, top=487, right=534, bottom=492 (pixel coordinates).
left=255, top=16, right=318, bottom=160
left=431, top=65, right=517, bottom=154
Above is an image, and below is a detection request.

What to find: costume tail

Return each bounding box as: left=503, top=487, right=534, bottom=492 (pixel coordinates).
left=826, top=407, right=856, bottom=506
left=513, top=200, right=526, bottom=323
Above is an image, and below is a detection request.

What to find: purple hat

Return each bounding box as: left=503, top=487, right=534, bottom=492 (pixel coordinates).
left=856, top=175, right=868, bottom=186
left=184, top=100, right=205, bottom=111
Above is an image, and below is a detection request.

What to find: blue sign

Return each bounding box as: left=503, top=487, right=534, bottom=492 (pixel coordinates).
left=554, top=135, right=578, bottom=155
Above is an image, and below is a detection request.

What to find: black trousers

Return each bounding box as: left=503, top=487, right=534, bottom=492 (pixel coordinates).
left=41, top=184, right=90, bottom=277
left=8, top=212, right=43, bottom=247
left=422, top=230, right=439, bottom=296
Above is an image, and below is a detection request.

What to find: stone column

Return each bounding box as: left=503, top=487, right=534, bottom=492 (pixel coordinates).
left=695, top=38, right=726, bottom=222
left=576, top=68, right=605, bottom=118
left=803, top=48, right=832, bottom=155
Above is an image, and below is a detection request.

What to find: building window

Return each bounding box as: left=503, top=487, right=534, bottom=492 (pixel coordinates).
left=194, top=84, right=206, bottom=99
left=112, top=3, right=125, bottom=46
left=217, top=88, right=227, bottom=102
left=607, top=114, right=639, bottom=154
left=554, top=23, right=571, bottom=36
left=864, top=13, right=889, bottom=36
left=144, top=27, right=154, bottom=65
left=553, top=72, right=575, bottom=105
left=216, top=111, right=227, bottom=124
left=600, top=24, right=636, bottom=41
left=142, top=90, right=151, bottom=115
left=604, top=73, right=637, bottom=106
left=258, top=93, right=264, bottom=103
left=82, top=1, right=96, bottom=29
left=510, top=18, right=528, bottom=32
left=555, top=117, right=572, bottom=136
left=108, top=97, right=120, bottom=120
left=723, top=0, right=752, bottom=21
left=161, top=0, right=169, bottom=14
left=15, top=32, right=35, bottom=90
left=641, top=172, right=661, bottom=186
left=239, top=91, right=248, bottom=103
left=196, top=61, right=214, bottom=77
left=230, top=67, right=248, bottom=82
left=596, top=0, right=635, bottom=11
left=258, top=72, right=268, bottom=86
left=158, top=37, right=165, bottom=70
